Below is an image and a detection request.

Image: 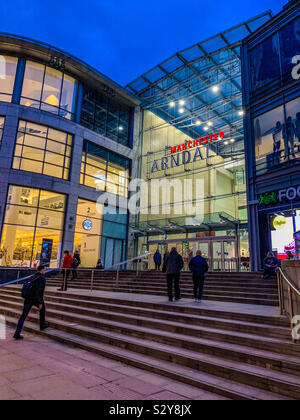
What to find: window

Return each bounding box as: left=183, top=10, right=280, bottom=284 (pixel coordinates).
left=0, top=55, right=18, bottom=103
left=13, top=120, right=72, bottom=180
left=80, top=141, right=130, bottom=196
left=0, top=116, right=4, bottom=146
left=254, top=96, right=300, bottom=175
left=73, top=199, right=104, bottom=268
left=0, top=186, right=66, bottom=267
left=20, top=61, right=77, bottom=120
left=81, top=86, right=132, bottom=146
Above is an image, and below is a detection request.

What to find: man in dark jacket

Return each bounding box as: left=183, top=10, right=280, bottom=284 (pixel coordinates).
left=263, top=252, right=280, bottom=279
left=189, top=251, right=209, bottom=302
left=14, top=265, right=49, bottom=340
left=164, top=247, right=184, bottom=302
left=153, top=250, right=162, bottom=271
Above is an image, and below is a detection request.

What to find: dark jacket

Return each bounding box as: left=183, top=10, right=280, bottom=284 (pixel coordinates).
left=154, top=252, right=162, bottom=265
left=26, top=274, right=46, bottom=306
left=189, top=256, right=209, bottom=276
left=165, top=251, right=184, bottom=275
left=264, top=257, right=279, bottom=269
left=72, top=253, right=81, bottom=268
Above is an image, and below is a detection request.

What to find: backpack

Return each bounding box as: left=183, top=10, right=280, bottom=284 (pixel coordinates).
left=21, top=274, right=39, bottom=300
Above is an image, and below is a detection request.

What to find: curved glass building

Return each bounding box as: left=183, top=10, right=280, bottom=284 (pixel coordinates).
left=127, top=12, right=272, bottom=271
left=0, top=34, right=141, bottom=268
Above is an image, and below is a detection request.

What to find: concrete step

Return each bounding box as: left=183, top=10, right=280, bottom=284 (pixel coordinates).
left=45, top=282, right=279, bottom=306
left=3, top=315, right=289, bottom=400
left=2, top=286, right=286, bottom=326
left=1, top=305, right=299, bottom=399
left=0, top=288, right=289, bottom=340
left=0, top=296, right=298, bottom=365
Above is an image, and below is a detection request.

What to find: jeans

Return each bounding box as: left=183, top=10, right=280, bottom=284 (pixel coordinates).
left=61, top=270, right=71, bottom=291
left=193, top=275, right=205, bottom=300
left=167, top=274, right=180, bottom=300
left=284, top=136, right=296, bottom=159
left=155, top=263, right=161, bottom=271
left=263, top=267, right=276, bottom=279
left=14, top=301, right=46, bottom=337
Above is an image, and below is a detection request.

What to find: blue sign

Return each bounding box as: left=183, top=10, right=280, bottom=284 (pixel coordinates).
left=83, top=219, right=93, bottom=231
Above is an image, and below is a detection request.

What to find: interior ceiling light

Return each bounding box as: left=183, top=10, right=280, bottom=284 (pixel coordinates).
left=204, top=126, right=209, bottom=131
left=170, top=101, right=175, bottom=107
left=179, top=100, right=185, bottom=106
left=212, top=85, right=219, bottom=92
left=224, top=141, right=229, bottom=145
left=207, top=122, right=213, bottom=127
left=231, top=138, right=235, bottom=143
left=239, top=110, right=244, bottom=116
left=119, top=126, right=124, bottom=130
left=196, top=120, right=201, bottom=125
left=179, top=108, right=185, bottom=114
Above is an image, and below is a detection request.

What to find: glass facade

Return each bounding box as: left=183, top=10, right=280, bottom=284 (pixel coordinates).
left=140, top=111, right=247, bottom=224
left=0, top=55, right=18, bottom=103
left=20, top=61, right=77, bottom=120
left=250, top=17, right=300, bottom=92
left=13, top=120, right=72, bottom=180
left=81, top=86, right=132, bottom=146
left=0, top=116, right=4, bottom=146
left=254, top=97, right=300, bottom=175
left=0, top=186, right=66, bottom=267
left=81, top=141, right=130, bottom=197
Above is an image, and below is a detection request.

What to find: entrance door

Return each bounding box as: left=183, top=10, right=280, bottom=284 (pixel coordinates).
left=104, top=238, right=123, bottom=268
left=147, top=236, right=238, bottom=272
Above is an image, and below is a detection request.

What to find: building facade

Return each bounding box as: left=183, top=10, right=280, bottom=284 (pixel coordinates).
left=127, top=12, right=273, bottom=272
left=242, top=0, right=300, bottom=270
left=0, top=34, right=141, bottom=268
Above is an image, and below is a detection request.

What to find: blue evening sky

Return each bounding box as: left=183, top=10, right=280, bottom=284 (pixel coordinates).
left=1, top=0, right=287, bottom=86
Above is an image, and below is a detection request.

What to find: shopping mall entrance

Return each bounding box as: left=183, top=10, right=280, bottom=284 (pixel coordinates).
left=147, top=236, right=239, bottom=272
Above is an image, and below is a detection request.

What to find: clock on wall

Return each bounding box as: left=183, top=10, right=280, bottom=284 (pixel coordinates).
left=82, top=219, right=93, bottom=231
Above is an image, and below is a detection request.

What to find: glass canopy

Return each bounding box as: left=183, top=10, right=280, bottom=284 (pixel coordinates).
left=127, top=12, right=273, bottom=153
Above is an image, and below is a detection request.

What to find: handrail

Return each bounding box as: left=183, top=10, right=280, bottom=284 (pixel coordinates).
left=0, top=269, right=57, bottom=288
left=277, top=267, right=300, bottom=297
left=103, top=253, right=152, bottom=272
left=0, top=253, right=153, bottom=293
left=277, top=267, right=300, bottom=343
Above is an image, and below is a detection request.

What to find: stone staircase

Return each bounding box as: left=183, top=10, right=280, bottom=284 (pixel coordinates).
left=46, top=270, right=279, bottom=306
left=0, top=285, right=299, bottom=400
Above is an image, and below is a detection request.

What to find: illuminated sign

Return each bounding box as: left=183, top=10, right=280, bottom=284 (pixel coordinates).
left=273, top=215, right=287, bottom=230
left=259, top=186, right=300, bottom=206
left=170, top=131, right=225, bottom=154
left=151, top=132, right=226, bottom=174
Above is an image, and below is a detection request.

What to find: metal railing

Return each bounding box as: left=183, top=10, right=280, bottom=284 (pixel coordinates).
left=0, top=253, right=153, bottom=293
left=277, top=267, right=300, bottom=343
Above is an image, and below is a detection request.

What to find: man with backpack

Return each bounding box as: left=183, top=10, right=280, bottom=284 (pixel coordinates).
left=14, top=265, right=49, bottom=340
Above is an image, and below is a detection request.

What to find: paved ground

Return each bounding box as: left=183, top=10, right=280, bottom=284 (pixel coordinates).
left=54, top=287, right=281, bottom=318
left=0, top=326, right=225, bottom=401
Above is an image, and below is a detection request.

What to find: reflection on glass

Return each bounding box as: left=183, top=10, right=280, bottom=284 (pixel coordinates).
left=0, top=186, right=66, bottom=267
left=254, top=97, right=300, bottom=174
left=81, top=142, right=130, bottom=197
left=0, top=116, right=5, bottom=146
left=13, top=120, right=72, bottom=180
left=280, top=17, right=300, bottom=75
left=0, top=55, right=18, bottom=102
left=21, top=61, right=76, bottom=120
left=81, top=86, right=131, bottom=146
left=250, top=34, right=281, bottom=91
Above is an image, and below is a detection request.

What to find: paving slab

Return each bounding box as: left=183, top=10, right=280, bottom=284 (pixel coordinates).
left=0, top=326, right=215, bottom=400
